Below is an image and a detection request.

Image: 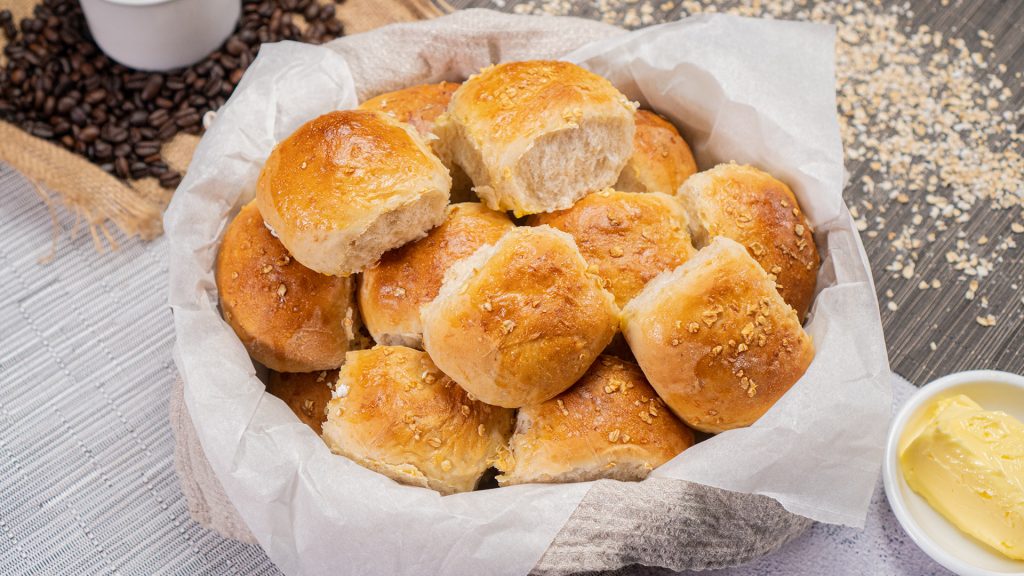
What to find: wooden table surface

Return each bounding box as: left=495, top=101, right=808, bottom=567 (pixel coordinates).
left=449, top=0, right=1024, bottom=386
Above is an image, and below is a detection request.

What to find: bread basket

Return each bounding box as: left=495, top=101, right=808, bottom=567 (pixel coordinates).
left=165, top=9, right=891, bottom=575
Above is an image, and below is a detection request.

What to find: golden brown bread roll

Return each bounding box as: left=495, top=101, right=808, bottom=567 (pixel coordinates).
left=421, top=226, right=620, bottom=408
left=435, top=60, right=636, bottom=216
left=614, top=109, right=697, bottom=194
left=621, top=236, right=815, bottom=433
left=529, top=189, right=696, bottom=307
left=359, top=82, right=460, bottom=136
left=358, top=203, right=514, bottom=348
left=321, top=346, right=514, bottom=494
left=359, top=82, right=475, bottom=202
left=495, top=356, right=695, bottom=485
left=256, top=109, right=451, bottom=277
left=266, top=370, right=337, bottom=435
left=216, top=202, right=355, bottom=372
left=676, top=163, right=819, bottom=319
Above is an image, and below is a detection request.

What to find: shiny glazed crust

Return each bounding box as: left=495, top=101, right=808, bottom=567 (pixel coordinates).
left=496, top=356, right=695, bottom=485
left=215, top=202, right=355, bottom=372
left=530, top=189, right=696, bottom=307
left=358, top=203, right=514, bottom=348
left=256, top=109, right=451, bottom=276
left=321, top=346, right=514, bottom=495
left=421, top=226, right=620, bottom=408
left=675, top=163, right=819, bottom=319
left=359, top=82, right=460, bottom=136
left=266, top=369, right=338, bottom=435
left=621, top=237, right=815, bottom=433
left=615, top=109, right=698, bottom=194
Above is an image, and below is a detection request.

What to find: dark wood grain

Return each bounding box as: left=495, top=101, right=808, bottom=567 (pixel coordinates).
left=446, top=0, right=1024, bottom=385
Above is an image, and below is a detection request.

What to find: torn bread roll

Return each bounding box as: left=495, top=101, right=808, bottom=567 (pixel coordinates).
left=614, top=109, right=697, bottom=194
left=421, top=226, right=620, bottom=408
left=529, top=189, right=696, bottom=307
left=358, top=202, right=514, bottom=348
left=321, top=346, right=514, bottom=495
left=359, top=82, right=475, bottom=202
left=266, top=369, right=337, bottom=435
left=256, top=109, right=451, bottom=276
left=676, top=163, right=819, bottom=319
left=435, top=60, right=636, bottom=216
left=621, top=236, right=814, bottom=433
left=216, top=202, right=355, bottom=372
left=496, top=356, right=695, bottom=485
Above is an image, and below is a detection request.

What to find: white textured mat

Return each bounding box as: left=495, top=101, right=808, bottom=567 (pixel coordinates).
left=0, top=163, right=949, bottom=575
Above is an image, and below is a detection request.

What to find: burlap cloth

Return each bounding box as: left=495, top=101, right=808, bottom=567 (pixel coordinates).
left=168, top=9, right=811, bottom=575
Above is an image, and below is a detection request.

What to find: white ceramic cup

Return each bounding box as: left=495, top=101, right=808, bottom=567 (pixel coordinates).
left=883, top=370, right=1024, bottom=576
left=79, top=0, right=241, bottom=71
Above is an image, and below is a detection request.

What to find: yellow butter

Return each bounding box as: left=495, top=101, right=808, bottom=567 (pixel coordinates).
left=900, top=394, right=1024, bottom=560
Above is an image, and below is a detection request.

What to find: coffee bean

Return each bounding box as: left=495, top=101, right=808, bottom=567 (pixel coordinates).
left=130, top=161, right=148, bottom=179
left=148, top=109, right=169, bottom=127
left=134, top=140, right=159, bottom=157
left=129, top=110, right=148, bottom=126
left=52, top=119, right=71, bottom=136
left=157, top=122, right=177, bottom=141
left=141, top=74, right=163, bottom=101
left=174, top=111, right=200, bottom=128
left=93, top=140, right=112, bottom=160
left=78, top=124, right=99, bottom=143
left=225, top=36, right=246, bottom=56
left=115, top=156, right=129, bottom=179
left=69, top=107, right=87, bottom=126
left=203, top=78, right=222, bottom=98
left=83, top=88, right=106, bottom=104
left=31, top=123, right=53, bottom=138
left=56, top=96, right=76, bottom=113
left=103, top=124, right=128, bottom=144
left=159, top=171, right=182, bottom=188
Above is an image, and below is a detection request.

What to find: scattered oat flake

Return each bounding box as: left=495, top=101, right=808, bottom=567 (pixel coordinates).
left=976, top=315, right=997, bottom=327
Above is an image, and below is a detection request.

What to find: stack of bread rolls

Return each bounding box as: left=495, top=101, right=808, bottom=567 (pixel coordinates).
left=215, top=60, right=819, bottom=494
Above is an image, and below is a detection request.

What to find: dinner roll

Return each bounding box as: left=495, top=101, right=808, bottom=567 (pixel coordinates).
left=614, top=110, right=697, bottom=194
left=216, top=202, right=355, bottom=372
left=676, top=163, right=819, bottom=319
left=621, top=236, right=814, bottom=433
left=359, top=203, right=514, bottom=348
left=435, top=60, right=636, bottom=216
left=496, top=356, right=695, bottom=485
left=256, top=109, right=451, bottom=276
left=359, top=82, right=475, bottom=202
left=359, top=82, right=460, bottom=136
left=529, top=189, right=696, bottom=307
left=421, top=226, right=619, bottom=408
left=266, top=369, right=337, bottom=435
left=321, top=346, right=514, bottom=494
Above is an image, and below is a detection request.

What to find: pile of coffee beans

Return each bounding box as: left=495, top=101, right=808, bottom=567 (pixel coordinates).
left=0, top=0, right=345, bottom=189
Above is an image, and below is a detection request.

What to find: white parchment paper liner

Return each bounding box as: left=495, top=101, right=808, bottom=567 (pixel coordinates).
left=166, top=11, right=891, bottom=576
